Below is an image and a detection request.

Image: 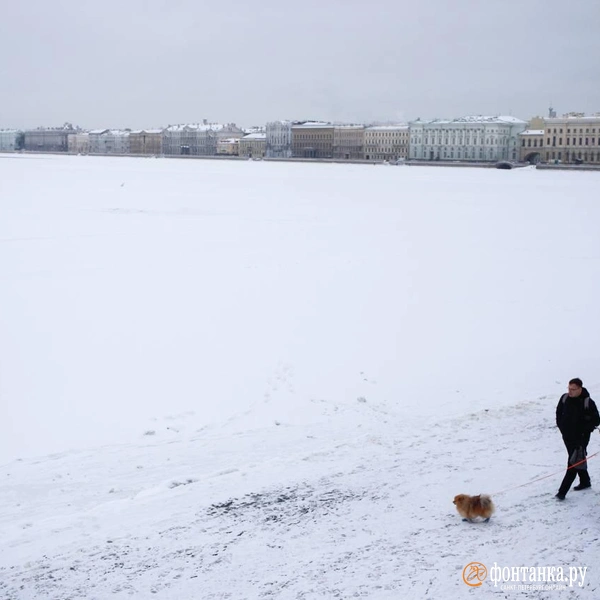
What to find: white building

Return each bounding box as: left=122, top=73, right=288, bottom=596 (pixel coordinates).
left=24, top=128, right=74, bottom=152
left=89, top=130, right=130, bottom=154
left=163, top=123, right=244, bottom=156
left=212, top=124, right=245, bottom=151
left=0, top=130, right=20, bottom=152
left=162, top=125, right=192, bottom=155
left=409, top=116, right=526, bottom=162
left=266, top=121, right=293, bottom=158
left=364, top=125, right=409, bottom=161
left=68, top=132, right=90, bottom=154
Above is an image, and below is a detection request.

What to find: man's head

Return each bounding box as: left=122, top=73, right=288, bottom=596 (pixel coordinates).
left=568, top=378, right=584, bottom=398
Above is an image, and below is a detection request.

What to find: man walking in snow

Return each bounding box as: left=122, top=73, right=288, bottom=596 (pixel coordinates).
left=555, top=378, right=600, bottom=500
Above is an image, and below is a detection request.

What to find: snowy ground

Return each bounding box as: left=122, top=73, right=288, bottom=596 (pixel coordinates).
left=1, top=154, right=600, bottom=598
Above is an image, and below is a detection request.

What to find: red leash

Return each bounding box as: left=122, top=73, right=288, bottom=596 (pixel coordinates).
left=491, top=430, right=600, bottom=497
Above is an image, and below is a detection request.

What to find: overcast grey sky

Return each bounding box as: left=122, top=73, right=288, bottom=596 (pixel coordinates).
left=1, top=0, right=599, bottom=129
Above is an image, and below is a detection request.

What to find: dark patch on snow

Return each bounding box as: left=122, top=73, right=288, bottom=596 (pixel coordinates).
left=207, top=484, right=367, bottom=525
left=169, top=478, right=197, bottom=489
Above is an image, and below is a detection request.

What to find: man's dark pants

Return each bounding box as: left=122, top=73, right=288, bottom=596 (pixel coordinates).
left=558, top=433, right=591, bottom=495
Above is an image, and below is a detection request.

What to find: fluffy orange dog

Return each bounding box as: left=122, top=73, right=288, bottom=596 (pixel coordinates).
left=453, top=494, right=495, bottom=522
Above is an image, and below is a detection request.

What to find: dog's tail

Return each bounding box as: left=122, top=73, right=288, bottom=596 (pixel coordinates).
left=479, top=494, right=495, bottom=513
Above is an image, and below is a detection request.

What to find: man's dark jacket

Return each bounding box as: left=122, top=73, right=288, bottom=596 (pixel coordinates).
left=556, top=387, right=600, bottom=442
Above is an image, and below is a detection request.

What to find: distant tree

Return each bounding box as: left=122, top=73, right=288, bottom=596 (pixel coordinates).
left=16, top=132, right=25, bottom=150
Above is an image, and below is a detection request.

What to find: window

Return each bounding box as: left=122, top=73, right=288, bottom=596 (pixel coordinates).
left=585, top=138, right=589, bottom=145
left=567, top=138, right=570, bottom=146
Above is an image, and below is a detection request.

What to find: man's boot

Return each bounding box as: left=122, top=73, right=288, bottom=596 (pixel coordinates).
left=574, top=470, right=591, bottom=491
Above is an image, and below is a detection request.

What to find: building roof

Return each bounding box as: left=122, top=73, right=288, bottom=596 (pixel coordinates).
left=241, top=133, right=267, bottom=140
left=292, top=122, right=333, bottom=129
left=165, top=124, right=213, bottom=132
left=366, top=125, right=409, bottom=131
left=25, top=127, right=77, bottom=133
left=547, top=115, right=600, bottom=121
left=165, top=123, right=240, bottom=132
left=457, top=116, right=526, bottom=124
left=130, top=129, right=163, bottom=134
left=411, top=115, right=526, bottom=126
left=520, top=130, right=544, bottom=135
left=89, top=129, right=129, bottom=137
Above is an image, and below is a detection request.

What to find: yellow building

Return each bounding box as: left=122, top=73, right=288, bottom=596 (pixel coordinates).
left=542, top=114, right=600, bottom=164
left=217, top=138, right=240, bottom=156
left=238, top=133, right=266, bottom=158
left=364, top=125, right=409, bottom=161
left=292, top=122, right=334, bottom=158
left=129, top=130, right=163, bottom=155
left=519, top=130, right=544, bottom=163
